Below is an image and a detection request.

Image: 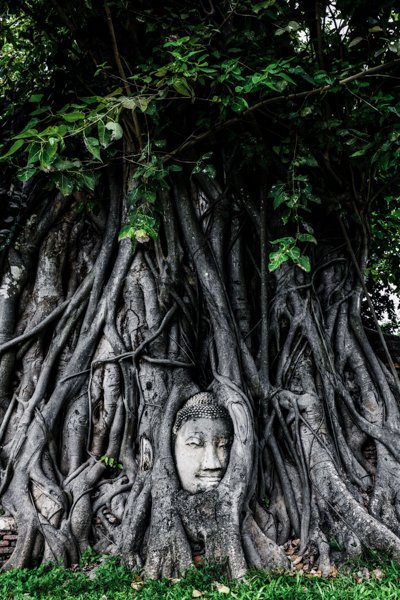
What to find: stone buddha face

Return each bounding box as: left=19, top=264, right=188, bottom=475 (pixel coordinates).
left=173, top=393, right=233, bottom=494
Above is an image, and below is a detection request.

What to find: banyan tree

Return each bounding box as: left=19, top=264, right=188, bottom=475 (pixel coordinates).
left=1, top=0, right=400, bottom=578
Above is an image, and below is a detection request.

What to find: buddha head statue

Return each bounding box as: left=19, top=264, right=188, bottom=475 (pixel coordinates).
left=173, top=392, right=233, bottom=494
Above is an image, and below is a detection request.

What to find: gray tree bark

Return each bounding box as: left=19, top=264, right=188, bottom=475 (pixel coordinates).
left=0, top=171, right=399, bottom=578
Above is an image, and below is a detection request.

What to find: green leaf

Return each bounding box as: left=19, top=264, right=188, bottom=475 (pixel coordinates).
left=81, top=96, right=100, bottom=104
left=273, top=192, right=289, bottom=210
left=350, top=149, right=367, bottom=157
left=28, top=93, right=44, bottom=103
left=27, top=142, right=42, bottom=165
left=17, top=167, right=38, bottom=182
left=41, top=139, right=58, bottom=167
left=164, top=35, right=190, bottom=48
left=53, top=159, right=82, bottom=171
left=268, top=250, right=289, bottom=271
left=173, top=79, right=193, bottom=98
left=143, top=189, right=157, bottom=203
left=127, top=187, right=139, bottom=205
left=277, top=72, right=296, bottom=85
left=253, top=0, right=276, bottom=14
left=30, top=106, right=51, bottom=116
left=56, top=174, right=75, bottom=196
left=134, top=228, right=150, bottom=242
left=137, top=97, right=151, bottom=112
left=61, top=111, right=85, bottom=122
left=155, top=66, right=168, bottom=77
left=97, top=121, right=107, bottom=147
left=168, top=164, right=183, bottom=172
left=40, top=125, right=62, bottom=138
left=296, top=255, right=311, bottom=272
left=78, top=172, right=97, bottom=191
left=297, top=233, right=317, bottom=243
left=287, top=21, right=301, bottom=31
left=231, top=97, right=249, bottom=112
left=348, top=37, right=363, bottom=49
left=270, top=236, right=295, bottom=247
left=119, top=96, right=138, bottom=110
left=119, top=95, right=151, bottom=112
left=13, top=128, right=39, bottom=140
left=84, top=136, right=102, bottom=161
left=105, top=122, right=124, bottom=141
left=301, top=106, right=313, bottom=117
left=288, top=246, right=301, bottom=261
left=118, top=225, right=135, bottom=241
left=0, top=139, right=25, bottom=160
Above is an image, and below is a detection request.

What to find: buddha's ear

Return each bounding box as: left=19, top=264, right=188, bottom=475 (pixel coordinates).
left=139, top=435, right=153, bottom=471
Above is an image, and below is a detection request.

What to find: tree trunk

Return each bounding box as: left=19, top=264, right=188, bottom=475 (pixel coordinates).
left=0, top=169, right=399, bottom=578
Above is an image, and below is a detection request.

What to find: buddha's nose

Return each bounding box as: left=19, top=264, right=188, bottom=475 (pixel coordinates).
left=202, top=443, right=221, bottom=470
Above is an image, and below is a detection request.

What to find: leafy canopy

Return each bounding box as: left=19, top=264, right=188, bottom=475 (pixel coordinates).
left=1, top=0, right=400, bottom=314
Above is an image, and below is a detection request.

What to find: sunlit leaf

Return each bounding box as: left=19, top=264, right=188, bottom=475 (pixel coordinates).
left=297, top=233, right=317, bottom=243
left=268, top=250, right=289, bottom=271
left=296, top=255, right=311, bottom=272
left=348, top=37, right=363, bottom=48
left=105, top=122, right=124, bottom=141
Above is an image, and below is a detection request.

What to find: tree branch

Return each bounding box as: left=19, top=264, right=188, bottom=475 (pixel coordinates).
left=104, top=1, right=142, bottom=150
left=167, top=59, right=400, bottom=159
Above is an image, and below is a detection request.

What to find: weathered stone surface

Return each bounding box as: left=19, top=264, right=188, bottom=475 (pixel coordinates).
left=0, top=517, right=16, bottom=531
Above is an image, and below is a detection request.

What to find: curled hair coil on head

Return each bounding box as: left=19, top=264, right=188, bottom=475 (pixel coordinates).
left=173, top=392, right=232, bottom=435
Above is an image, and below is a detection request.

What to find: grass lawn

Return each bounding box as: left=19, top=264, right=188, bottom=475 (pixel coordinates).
left=1, top=554, right=399, bottom=599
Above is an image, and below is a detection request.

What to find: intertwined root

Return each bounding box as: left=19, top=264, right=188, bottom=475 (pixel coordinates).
left=1, top=177, right=400, bottom=575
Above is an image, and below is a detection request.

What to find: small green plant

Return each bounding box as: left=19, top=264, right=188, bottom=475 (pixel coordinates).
left=118, top=210, right=159, bottom=246
left=263, top=496, right=271, bottom=509
left=268, top=168, right=320, bottom=273
left=99, top=455, right=123, bottom=469
left=328, top=536, right=346, bottom=552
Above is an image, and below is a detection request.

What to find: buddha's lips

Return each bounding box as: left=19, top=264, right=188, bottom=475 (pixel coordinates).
left=196, top=474, right=222, bottom=483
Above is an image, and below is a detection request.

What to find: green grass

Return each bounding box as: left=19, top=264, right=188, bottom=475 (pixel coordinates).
left=1, top=555, right=400, bottom=599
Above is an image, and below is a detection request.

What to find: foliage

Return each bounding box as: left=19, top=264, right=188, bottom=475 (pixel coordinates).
left=0, top=555, right=399, bottom=599
left=1, top=1, right=400, bottom=314
left=0, top=92, right=133, bottom=194
left=99, top=455, right=123, bottom=469
left=0, top=12, right=57, bottom=114
left=364, top=195, right=400, bottom=331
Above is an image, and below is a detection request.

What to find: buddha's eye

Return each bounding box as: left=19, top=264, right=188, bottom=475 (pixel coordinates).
left=186, top=437, right=203, bottom=448
left=217, top=437, right=232, bottom=448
